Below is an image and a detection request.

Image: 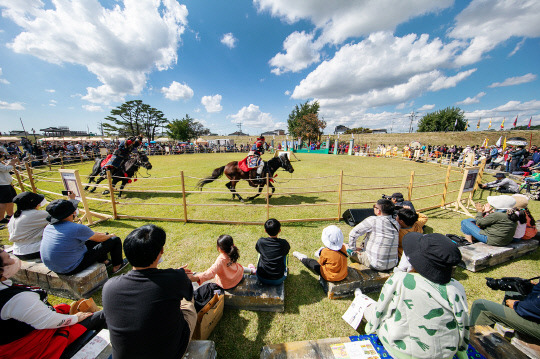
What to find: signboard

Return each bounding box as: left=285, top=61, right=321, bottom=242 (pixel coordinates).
left=60, top=170, right=82, bottom=200
left=462, top=168, right=479, bottom=193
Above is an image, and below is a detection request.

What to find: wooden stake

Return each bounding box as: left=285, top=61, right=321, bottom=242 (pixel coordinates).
left=60, top=153, right=64, bottom=169
left=26, top=165, right=37, bottom=193
left=266, top=173, right=270, bottom=221
left=106, top=170, right=118, bottom=220
left=441, top=164, right=451, bottom=206
left=181, top=171, right=188, bottom=223
left=407, top=170, right=415, bottom=201
left=13, top=167, right=25, bottom=192
left=337, top=170, right=343, bottom=220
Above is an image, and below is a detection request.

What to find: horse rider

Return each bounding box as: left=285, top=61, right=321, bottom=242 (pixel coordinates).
left=249, top=135, right=267, bottom=179
left=101, top=135, right=143, bottom=175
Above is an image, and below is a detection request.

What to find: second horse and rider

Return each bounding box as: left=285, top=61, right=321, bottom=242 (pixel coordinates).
left=197, top=135, right=294, bottom=202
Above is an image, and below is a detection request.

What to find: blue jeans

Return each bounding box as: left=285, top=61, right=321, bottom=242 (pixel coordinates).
left=461, top=218, right=488, bottom=243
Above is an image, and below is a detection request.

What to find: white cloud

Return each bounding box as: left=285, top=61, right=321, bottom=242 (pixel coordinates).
left=228, top=104, right=276, bottom=130
left=509, top=38, right=526, bottom=57
left=255, top=0, right=452, bottom=45
left=456, top=91, right=486, bottom=105
left=45, top=89, right=55, bottom=93
left=464, top=100, right=540, bottom=127
left=0, top=68, right=9, bottom=84
left=418, top=104, right=435, bottom=111
left=49, top=99, right=57, bottom=107
left=284, top=90, right=290, bottom=96
left=0, top=100, right=24, bottom=110
left=488, top=73, right=537, bottom=88
left=82, top=104, right=103, bottom=112
left=221, top=33, right=237, bottom=48
left=269, top=31, right=320, bottom=75
left=0, top=0, right=188, bottom=105
left=161, top=81, right=194, bottom=101
left=450, top=0, right=540, bottom=66
left=428, top=69, right=476, bottom=91
left=201, top=94, right=223, bottom=113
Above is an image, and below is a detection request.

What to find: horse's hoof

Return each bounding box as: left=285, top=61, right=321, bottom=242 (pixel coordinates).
left=102, top=190, right=110, bottom=195
left=240, top=199, right=244, bottom=203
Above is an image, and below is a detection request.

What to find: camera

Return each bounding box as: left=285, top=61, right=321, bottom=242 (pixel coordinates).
left=381, top=194, right=393, bottom=200
left=485, top=277, right=534, bottom=296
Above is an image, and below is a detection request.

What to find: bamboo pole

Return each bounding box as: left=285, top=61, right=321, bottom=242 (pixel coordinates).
left=13, top=167, right=25, bottom=192
left=407, top=170, right=415, bottom=201
left=266, top=173, right=270, bottom=221
left=60, top=153, right=64, bottom=169
left=26, top=165, right=37, bottom=193
left=106, top=170, right=118, bottom=220
left=337, top=170, right=343, bottom=220
left=441, top=164, right=452, bottom=206
left=181, top=171, right=188, bottom=223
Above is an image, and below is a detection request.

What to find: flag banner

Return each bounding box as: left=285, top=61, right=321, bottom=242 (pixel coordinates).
left=528, top=117, right=532, bottom=129
left=488, top=118, right=492, bottom=129
left=513, top=115, right=518, bottom=127
left=496, top=136, right=502, bottom=147
left=476, top=119, right=481, bottom=129
left=503, top=136, right=507, bottom=151
left=501, top=118, right=505, bottom=129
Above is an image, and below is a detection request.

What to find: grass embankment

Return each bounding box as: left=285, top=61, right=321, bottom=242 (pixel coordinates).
left=1, top=153, right=539, bottom=359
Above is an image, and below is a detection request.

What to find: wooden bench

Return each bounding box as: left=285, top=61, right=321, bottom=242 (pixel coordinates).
left=458, top=240, right=539, bottom=272
left=12, top=260, right=108, bottom=300
left=318, top=263, right=391, bottom=299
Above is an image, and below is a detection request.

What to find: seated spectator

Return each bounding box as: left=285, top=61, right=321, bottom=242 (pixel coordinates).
left=7, top=192, right=49, bottom=260
left=359, top=232, right=469, bottom=359
left=479, top=172, right=519, bottom=193
left=461, top=195, right=519, bottom=246
left=513, top=194, right=537, bottom=240
left=0, top=154, right=18, bottom=230
left=470, top=280, right=540, bottom=340
left=292, top=225, right=348, bottom=282
left=348, top=199, right=399, bottom=271
left=520, top=156, right=535, bottom=172
left=0, top=246, right=106, bottom=357
left=102, top=224, right=196, bottom=358
left=395, top=208, right=428, bottom=259
left=188, top=235, right=253, bottom=311
left=511, top=194, right=528, bottom=241
left=40, top=199, right=126, bottom=275
left=520, top=168, right=540, bottom=193
left=255, top=218, right=290, bottom=285
left=391, top=192, right=415, bottom=212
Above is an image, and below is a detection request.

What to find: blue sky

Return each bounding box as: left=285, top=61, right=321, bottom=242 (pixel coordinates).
left=0, top=0, right=539, bottom=136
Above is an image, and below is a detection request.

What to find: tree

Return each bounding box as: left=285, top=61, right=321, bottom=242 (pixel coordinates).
left=417, top=107, right=468, bottom=132
left=345, top=127, right=372, bottom=134
left=103, top=100, right=168, bottom=140
left=293, top=113, right=326, bottom=142
left=287, top=101, right=321, bottom=139
left=167, top=114, right=210, bottom=142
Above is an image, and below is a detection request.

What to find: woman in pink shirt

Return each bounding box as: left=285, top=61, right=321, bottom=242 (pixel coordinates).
left=189, top=235, right=254, bottom=311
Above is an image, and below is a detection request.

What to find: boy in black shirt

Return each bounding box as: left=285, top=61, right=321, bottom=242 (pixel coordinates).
left=255, top=218, right=290, bottom=285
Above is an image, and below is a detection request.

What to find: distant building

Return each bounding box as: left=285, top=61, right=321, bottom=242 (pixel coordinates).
left=371, top=129, right=388, bottom=134
left=40, top=126, right=88, bottom=137
left=334, top=125, right=350, bottom=134
left=8, top=130, right=27, bottom=136
left=228, top=131, right=249, bottom=136
left=261, top=129, right=286, bottom=136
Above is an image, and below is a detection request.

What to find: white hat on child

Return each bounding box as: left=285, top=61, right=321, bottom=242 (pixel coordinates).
left=487, top=195, right=516, bottom=210
left=321, top=225, right=344, bottom=251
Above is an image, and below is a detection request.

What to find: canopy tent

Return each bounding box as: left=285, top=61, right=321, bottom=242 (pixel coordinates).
left=195, top=138, right=208, bottom=144
left=506, top=137, right=528, bottom=146
left=0, top=136, right=20, bottom=142
left=155, top=137, right=171, bottom=142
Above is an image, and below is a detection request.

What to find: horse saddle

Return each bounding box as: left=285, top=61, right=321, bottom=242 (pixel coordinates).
left=239, top=156, right=261, bottom=172
left=100, top=154, right=113, bottom=168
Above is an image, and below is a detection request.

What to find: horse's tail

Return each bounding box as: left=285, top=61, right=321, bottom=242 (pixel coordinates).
left=196, top=166, right=225, bottom=190
left=88, top=158, right=102, bottom=181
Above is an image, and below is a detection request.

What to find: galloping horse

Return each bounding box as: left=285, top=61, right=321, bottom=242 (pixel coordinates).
left=196, top=154, right=294, bottom=202
left=85, top=151, right=152, bottom=197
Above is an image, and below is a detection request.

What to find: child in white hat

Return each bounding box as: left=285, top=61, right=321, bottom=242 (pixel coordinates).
left=293, top=225, right=348, bottom=282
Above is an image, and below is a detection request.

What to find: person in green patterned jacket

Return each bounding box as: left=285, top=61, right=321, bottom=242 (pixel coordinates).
left=362, top=232, right=469, bottom=359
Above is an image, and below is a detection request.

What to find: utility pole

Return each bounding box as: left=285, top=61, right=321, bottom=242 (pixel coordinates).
left=408, top=110, right=417, bottom=133
left=237, top=122, right=243, bottom=134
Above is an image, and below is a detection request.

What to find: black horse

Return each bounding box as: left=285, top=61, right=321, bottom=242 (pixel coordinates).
left=196, top=154, right=294, bottom=202
left=85, top=152, right=152, bottom=197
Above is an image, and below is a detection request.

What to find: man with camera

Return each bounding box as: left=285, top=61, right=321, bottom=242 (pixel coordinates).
left=470, top=277, right=540, bottom=339
left=347, top=199, right=399, bottom=271
left=385, top=192, right=415, bottom=213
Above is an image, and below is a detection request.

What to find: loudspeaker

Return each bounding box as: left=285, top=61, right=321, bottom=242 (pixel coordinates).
left=342, top=208, right=373, bottom=227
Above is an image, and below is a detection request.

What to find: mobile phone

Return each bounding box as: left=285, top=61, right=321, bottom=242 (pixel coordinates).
left=61, top=190, right=71, bottom=196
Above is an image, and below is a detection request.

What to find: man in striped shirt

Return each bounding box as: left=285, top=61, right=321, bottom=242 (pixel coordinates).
left=347, top=199, right=399, bottom=271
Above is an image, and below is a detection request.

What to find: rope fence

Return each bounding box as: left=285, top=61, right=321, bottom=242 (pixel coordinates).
left=11, top=155, right=479, bottom=225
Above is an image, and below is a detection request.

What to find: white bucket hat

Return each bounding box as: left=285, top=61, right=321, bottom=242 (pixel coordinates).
left=487, top=195, right=516, bottom=210
left=321, top=225, right=344, bottom=251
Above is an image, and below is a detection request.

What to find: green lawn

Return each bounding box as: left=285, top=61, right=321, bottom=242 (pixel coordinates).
left=2, top=153, right=539, bottom=359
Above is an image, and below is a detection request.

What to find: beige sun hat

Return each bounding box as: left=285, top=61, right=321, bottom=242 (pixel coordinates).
left=512, top=194, right=529, bottom=209
left=487, top=195, right=516, bottom=210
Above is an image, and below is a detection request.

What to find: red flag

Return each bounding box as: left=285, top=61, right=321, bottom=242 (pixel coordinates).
left=513, top=115, right=518, bottom=127
left=528, top=117, right=532, bottom=129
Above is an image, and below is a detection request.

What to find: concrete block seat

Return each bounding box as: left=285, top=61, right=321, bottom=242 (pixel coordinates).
left=12, top=260, right=108, bottom=300
left=458, top=240, right=539, bottom=272
left=72, top=330, right=217, bottom=359
left=318, top=263, right=391, bottom=299
left=196, top=274, right=285, bottom=313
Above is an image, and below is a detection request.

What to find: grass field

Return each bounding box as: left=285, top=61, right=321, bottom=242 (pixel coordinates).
left=1, top=153, right=539, bottom=359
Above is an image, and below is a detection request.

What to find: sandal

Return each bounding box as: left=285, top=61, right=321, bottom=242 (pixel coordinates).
left=112, top=258, right=129, bottom=274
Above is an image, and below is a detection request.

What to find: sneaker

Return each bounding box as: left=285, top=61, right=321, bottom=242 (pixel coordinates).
left=314, top=247, right=324, bottom=258
left=354, top=288, right=363, bottom=298
left=0, top=218, right=9, bottom=224
left=293, top=251, right=307, bottom=261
